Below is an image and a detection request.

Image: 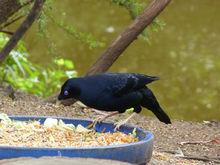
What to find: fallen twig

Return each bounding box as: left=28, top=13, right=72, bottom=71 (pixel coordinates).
left=161, top=150, right=220, bottom=163
left=178, top=155, right=220, bottom=164
left=179, top=139, right=220, bottom=145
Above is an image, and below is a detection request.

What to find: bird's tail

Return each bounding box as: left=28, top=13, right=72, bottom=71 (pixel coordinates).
left=150, top=105, right=171, bottom=124
left=140, top=87, right=171, bottom=124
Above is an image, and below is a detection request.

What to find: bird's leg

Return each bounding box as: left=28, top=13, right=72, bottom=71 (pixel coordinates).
left=75, top=101, right=109, bottom=115
left=95, top=111, right=119, bottom=123
left=87, top=111, right=119, bottom=129
left=114, top=113, right=136, bottom=131
left=114, top=106, right=141, bottom=131
left=90, top=108, right=109, bottom=115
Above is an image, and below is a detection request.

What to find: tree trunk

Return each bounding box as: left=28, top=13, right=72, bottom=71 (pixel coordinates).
left=0, top=0, right=21, bottom=26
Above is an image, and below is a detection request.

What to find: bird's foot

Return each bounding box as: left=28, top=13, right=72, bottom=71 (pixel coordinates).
left=87, top=116, right=103, bottom=129
left=87, top=112, right=120, bottom=129
left=114, top=120, right=127, bottom=131
left=114, top=113, right=136, bottom=132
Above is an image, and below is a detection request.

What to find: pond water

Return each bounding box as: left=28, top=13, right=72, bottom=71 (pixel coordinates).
left=23, top=0, right=220, bottom=121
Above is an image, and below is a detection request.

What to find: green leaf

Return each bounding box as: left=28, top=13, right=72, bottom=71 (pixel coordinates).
left=65, top=70, right=77, bottom=78
left=0, top=34, right=77, bottom=98
left=54, top=58, right=65, bottom=66
left=64, top=60, right=74, bottom=69
left=126, top=108, right=134, bottom=113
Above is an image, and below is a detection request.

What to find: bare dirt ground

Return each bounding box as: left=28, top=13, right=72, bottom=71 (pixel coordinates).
left=0, top=87, right=220, bottom=164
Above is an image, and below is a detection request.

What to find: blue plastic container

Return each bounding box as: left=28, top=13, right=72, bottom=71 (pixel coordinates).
left=0, top=116, right=154, bottom=165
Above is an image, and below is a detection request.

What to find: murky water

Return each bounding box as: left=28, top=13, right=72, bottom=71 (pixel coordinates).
left=23, top=0, right=220, bottom=121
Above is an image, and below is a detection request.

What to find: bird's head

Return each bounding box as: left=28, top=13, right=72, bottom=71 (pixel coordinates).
left=58, top=78, right=81, bottom=100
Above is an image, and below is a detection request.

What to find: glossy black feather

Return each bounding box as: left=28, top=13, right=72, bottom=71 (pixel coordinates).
left=140, top=87, right=171, bottom=124
left=110, top=73, right=159, bottom=96
left=58, top=73, right=171, bottom=124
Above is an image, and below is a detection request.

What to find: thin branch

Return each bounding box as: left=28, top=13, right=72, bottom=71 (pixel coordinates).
left=86, top=0, right=171, bottom=76
left=0, top=0, right=45, bottom=63
left=0, top=15, right=24, bottom=30
left=0, top=30, right=14, bottom=35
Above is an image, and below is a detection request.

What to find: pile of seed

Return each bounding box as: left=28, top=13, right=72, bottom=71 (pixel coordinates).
left=0, top=114, right=138, bottom=148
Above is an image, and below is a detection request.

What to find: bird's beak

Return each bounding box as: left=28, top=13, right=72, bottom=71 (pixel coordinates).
left=56, top=100, right=62, bottom=105
left=58, top=94, right=62, bottom=100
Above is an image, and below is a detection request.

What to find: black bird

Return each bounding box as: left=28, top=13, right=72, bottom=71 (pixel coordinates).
left=58, top=73, right=171, bottom=129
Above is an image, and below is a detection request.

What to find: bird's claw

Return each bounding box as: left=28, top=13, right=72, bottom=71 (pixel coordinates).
left=87, top=116, right=103, bottom=129
left=114, top=125, right=120, bottom=132
left=114, top=120, right=126, bottom=132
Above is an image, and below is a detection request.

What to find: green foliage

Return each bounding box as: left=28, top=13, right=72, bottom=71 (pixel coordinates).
left=111, top=0, right=144, bottom=19
left=37, top=11, right=48, bottom=38
left=125, top=107, right=134, bottom=113
left=17, top=0, right=32, bottom=15
left=17, top=0, right=29, bottom=5
left=16, top=0, right=104, bottom=51
left=29, top=1, right=104, bottom=60
left=0, top=33, right=77, bottom=97
left=110, top=0, right=165, bottom=41
left=16, top=0, right=164, bottom=51
left=17, top=0, right=29, bottom=6
left=49, top=15, right=104, bottom=49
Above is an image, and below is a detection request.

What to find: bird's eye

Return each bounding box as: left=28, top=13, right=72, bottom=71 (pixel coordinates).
left=64, top=90, right=69, bottom=96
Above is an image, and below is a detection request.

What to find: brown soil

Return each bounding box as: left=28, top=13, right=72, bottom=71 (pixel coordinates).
left=0, top=87, right=220, bottom=165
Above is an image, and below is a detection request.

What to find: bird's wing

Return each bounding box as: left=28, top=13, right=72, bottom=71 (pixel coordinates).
left=108, top=73, right=159, bottom=97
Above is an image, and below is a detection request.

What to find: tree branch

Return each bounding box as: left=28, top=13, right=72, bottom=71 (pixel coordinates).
left=86, top=0, right=171, bottom=76
left=0, top=15, right=24, bottom=30
left=0, top=30, right=14, bottom=35
left=0, top=0, right=45, bottom=63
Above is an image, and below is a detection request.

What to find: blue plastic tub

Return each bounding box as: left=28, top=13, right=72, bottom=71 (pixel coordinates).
left=0, top=116, right=154, bottom=165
